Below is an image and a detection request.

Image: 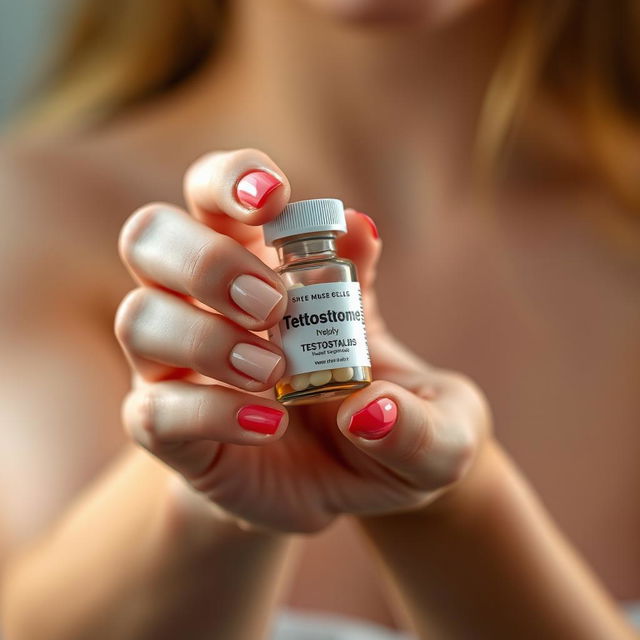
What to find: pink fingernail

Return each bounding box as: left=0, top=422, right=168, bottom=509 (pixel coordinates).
left=230, top=343, right=282, bottom=383
left=235, top=170, right=282, bottom=209
left=230, top=274, right=283, bottom=321
left=348, top=397, right=397, bottom=440
left=237, top=405, right=284, bottom=434
left=355, top=211, right=379, bottom=239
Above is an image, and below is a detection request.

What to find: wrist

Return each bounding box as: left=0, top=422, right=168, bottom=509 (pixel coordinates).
left=160, top=469, right=289, bottom=548
left=355, top=437, right=501, bottom=531
left=422, top=437, right=501, bottom=520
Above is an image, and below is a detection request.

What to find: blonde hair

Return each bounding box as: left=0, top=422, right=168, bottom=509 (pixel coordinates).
left=18, top=0, right=228, bottom=132
left=15, top=0, right=640, bottom=219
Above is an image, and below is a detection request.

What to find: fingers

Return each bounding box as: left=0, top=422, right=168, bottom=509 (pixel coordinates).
left=122, top=380, right=287, bottom=485
left=184, top=148, right=291, bottom=230
left=118, top=203, right=287, bottom=330
left=338, top=209, right=381, bottom=291
left=338, top=208, right=384, bottom=333
left=115, top=287, right=286, bottom=389
left=336, top=379, right=482, bottom=491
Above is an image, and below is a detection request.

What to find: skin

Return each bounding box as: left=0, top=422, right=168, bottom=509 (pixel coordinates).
left=304, top=0, right=487, bottom=24
left=0, top=0, right=639, bottom=637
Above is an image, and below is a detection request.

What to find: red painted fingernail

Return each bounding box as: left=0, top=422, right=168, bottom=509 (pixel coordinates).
left=348, top=397, right=397, bottom=440
left=235, top=170, right=283, bottom=209
left=356, top=211, right=379, bottom=239
left=237, top=405, right=284, bottom=434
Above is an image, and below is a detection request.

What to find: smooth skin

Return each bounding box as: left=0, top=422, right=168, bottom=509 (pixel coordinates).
left=116, top=149, right=483, bottom=534
left=2, top=147, right=635, bottom=639
left=0, top=0, right=639, bottom=637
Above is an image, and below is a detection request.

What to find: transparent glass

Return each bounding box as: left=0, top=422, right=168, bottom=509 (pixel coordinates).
left=271, top=232, right=372, bottom=405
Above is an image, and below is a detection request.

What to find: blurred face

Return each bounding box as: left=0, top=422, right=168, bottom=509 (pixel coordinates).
left=300, top=0, right=491, bottom=26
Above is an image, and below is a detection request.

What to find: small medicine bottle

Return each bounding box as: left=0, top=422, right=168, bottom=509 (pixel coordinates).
left=263, top=198, right=372, bottom=405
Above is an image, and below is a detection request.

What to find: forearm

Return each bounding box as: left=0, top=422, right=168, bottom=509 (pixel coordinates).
left=355, top=441, right=636, bottom=640
left=1, top=445, right=293, bottom=640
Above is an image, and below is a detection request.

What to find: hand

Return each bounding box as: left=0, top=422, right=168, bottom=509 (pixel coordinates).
left=115, top=148, right=491, bottom=534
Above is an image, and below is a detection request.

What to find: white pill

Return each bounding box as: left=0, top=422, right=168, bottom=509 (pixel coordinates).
left=332, top=367, right=354, bottom=382
left=309, top=369, right=332, bottom=386
left=290, top=373, right=311, bottom=391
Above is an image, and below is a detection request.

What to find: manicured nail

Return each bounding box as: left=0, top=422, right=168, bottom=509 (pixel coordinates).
left=235, top=170, right=282, bottom=209
left=237, top=405, right=284, bottom=434
left=356, top=211, right=379, bottom=239
left=230, top=274, right=283, bottom=321
left=230, top=343, right=282, bottom=383
left=348, top=397, right=397, bottom=440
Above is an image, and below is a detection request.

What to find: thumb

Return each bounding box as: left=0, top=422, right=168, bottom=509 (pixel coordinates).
left=337, top=208, right=381, bottom=291
left=336, top=381, right=475, bottom=491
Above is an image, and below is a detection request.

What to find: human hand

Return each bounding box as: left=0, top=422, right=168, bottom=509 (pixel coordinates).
left=115, top=148, right=490, bottom=534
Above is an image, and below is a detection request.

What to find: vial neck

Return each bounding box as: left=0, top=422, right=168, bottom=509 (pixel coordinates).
left=276, top=234, right=338, bottom=265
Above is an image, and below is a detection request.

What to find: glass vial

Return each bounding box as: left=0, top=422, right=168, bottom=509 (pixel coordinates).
left=263, top=199, right=372, bottom=405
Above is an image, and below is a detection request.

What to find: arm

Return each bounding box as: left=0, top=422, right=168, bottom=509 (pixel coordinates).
left=355, top=440, right=637, bottom=639
left=2, top=444, right=293, bottom=640
left=0, top=152, right=294, bottom=640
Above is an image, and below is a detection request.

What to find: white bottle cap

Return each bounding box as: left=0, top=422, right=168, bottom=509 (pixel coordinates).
left=262, top=198, right=347, bottom=246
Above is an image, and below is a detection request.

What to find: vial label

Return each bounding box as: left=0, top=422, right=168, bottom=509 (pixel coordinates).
left=276, top=282, right=371, bottom=376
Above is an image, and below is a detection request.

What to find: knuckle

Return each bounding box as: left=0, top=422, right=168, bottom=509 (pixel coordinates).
left=114, top=287, right=150, bottom=348
left=184, top=236, right=231, bottom=299
left=186, top=315, right=217, bottom=375
left=190, top=393, right=211, bottom=439
left=448, top=371, right=484, bottom=406
left=433, top=422, right=478, bottom=488
left=122, top=390, right=156, bottom=449
left=118, top=202, right=168, bottom=264
left=443, top=371, right=492, bottom=433
left=444, top=370, right=476, bottom=395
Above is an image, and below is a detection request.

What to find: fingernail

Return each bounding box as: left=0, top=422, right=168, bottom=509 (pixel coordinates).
left=237, top=405, right=284, bottom=434
left=348, top=397, right=397, bottom=440
left=235, top=170, right=282, bottom=209
left=356, top=211, right=379, bottom=239
left=230, top=274, right=283, bottom=320
left=230, top=343, right=282, bottom=383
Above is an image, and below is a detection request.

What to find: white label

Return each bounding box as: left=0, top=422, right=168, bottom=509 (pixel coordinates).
left=274, top=282, right=371, bottom=376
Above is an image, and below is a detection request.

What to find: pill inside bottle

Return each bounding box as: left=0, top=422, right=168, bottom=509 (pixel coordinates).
left=263, top=199, right=372, bottom=405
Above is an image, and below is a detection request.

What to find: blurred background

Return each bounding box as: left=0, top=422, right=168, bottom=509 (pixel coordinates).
left=0, top=0, right=638, bottom=636
left=0, top=0, right=70, bottom=121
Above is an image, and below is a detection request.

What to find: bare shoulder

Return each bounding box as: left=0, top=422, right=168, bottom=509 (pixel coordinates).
left=0, top=135, right=145, bottom=309
left=0, top=138, right=141, bottom=553
left=0, top=135, right=134, bottom=229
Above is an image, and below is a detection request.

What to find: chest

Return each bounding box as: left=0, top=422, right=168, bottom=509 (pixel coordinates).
left=98, top=179, right=640, bottom=594
left=371, top=202, right=640, bottom=596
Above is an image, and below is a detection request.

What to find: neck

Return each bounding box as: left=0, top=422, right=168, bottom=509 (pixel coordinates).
left=188, top=0, right=513, bottom=213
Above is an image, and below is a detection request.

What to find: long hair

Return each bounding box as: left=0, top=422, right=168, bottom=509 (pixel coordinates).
left=13, top=0, right=640, bottom=219
left=17, top=0, right=228, bottom=132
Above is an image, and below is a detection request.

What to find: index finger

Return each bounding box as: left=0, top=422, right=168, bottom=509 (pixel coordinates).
left=184, top=149, right=291, bottom=235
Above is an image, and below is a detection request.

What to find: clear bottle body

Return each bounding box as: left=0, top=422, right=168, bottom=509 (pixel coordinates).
left=270, top=233, right=372, bottom=405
